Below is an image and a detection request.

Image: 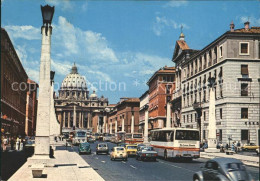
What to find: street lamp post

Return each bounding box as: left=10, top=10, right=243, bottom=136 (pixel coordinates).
left=205, top=76, right=219, bottom=152
left=166, top=96, right=171, bottom=128
left=131, top=107, right=134, bottom=133
left=31, top=4, right=55, bottom=162
left=143, top=105, right=149, bottom=144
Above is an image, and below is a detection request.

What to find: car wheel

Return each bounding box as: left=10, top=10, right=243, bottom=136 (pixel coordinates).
left=110, top=157, right=113, bottom=161
left=136, top=156, right=138, bottom=160
left=193, top=176, right=200, bottom=181
left=96, top=152, right=99, bottom=155
left=164, top=150, right=168, bottom=160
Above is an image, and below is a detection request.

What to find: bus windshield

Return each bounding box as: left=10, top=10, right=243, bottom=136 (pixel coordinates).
left=125, top=134, right=132, bottom=139
left=175, top=130, right=199, bottom=141
left=76, top=132, right=86, bottom=137
left=133, top=134, right=142, bottom=138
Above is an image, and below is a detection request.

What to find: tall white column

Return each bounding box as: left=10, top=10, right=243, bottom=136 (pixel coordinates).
left=79, top=112, right=82, bottom=128
left=131, top=113, right=134, bottom=133
left=103, top=115, right=107, bottom=133
left=73, top=105, right=76, bottom=127
left=34, top=26, right=51, bottom=158
left=68, top=112, right=71, bottom=128
left=122, top=117, right=125, bottom=132
left=63, top=112, right=65, bottom=127
left=144, top=109, right=149, bottom=144
left=110, top=122, right=112, bottom=134
left=87, top=112, right=90, bottom=128
left=166, top=102, right=171, bottom=128
left=115, top=120, right=118, bottom=133
left=206, top=87, right=218, bottom=152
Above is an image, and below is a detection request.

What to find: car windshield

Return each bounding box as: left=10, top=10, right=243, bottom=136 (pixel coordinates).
left=133, top=134, right=142, bottom=138
left=27, top=141, right=35, bottom=144
left=127, top=146, right=137, bottom=149
left=175, top=130, right=199, bottom=141
left=76, top=132, right=86, bottom=137
left=81, top=143, right=90, bottom=147
left=226, top=163, right=246, bottom=171
left=99, top=144, right=107, bottom=147
left=116, top=147, right=124, bottom=151
left=143, top=147, right=154, bottom=151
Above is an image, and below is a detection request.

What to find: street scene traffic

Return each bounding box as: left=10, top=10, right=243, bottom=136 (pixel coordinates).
left=1, top=0, right=260, bottom=180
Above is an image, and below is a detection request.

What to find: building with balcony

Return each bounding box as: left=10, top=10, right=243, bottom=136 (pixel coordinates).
left=172, top=21, right=260, bottom=145
left=147, top=66, right=175, bottom=129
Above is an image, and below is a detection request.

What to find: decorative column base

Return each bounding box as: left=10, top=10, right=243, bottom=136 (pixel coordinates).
left=205, top=138, right=219, bottom=153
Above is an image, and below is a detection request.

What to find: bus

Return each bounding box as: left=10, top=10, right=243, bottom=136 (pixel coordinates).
left=115, top=131, right=126, bottom=144
left=125, top=133, right=143, bottom=144
left=72, top=131, right=87, bottom=145
left=150, top=128, right=200, bottom=160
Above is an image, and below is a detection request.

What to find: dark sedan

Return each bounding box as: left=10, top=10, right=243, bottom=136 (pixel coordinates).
left=136, top=146, right=158, bottom=161
left=78, top=142, right=91, bottom=155
left=193, top=158, right=253, bottom=181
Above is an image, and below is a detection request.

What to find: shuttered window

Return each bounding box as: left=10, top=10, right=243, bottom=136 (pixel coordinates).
left=241, top=108, right=248, bottom=119
left=241, top=65, right=248, bottom=76
left=241, top=83, right=248, bottom=96
left=240, top=43, right=249, bottom=54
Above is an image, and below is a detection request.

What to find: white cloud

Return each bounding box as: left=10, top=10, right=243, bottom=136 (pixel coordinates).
left=4, top=25, right=40, bottom=40
left=45, top=0, right=73, bottom=11
left=240, top=16, right=260, bottom=26
left=163, top=0, right=188, bottom=8
left=153, top=16, right=189, bottom=36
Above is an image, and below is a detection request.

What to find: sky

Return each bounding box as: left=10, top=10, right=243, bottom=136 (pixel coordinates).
left=2, top=0, right=260, bottom=104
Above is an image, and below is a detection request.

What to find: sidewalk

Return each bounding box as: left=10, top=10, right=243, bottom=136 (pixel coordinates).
left=200, top=152, right=259, bottom=167
left=8, top=150, right=104, bottom=181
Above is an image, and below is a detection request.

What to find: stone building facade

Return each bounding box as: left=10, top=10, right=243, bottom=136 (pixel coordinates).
left=172, top=22, right=260, bottom=145
left=107, top=98, right=140, bottom=134
left=139, top=90, right=150, bottom=133
left=1, top=28, right=28, bottom=137
left=147, top=66, right=175, bottom=129
left=54, top=64, right=109, bottom=133
left=25, top=79, right=38, bottom=136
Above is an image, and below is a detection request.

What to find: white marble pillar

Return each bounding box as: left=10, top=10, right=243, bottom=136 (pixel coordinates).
left=79, top=112, right=82, bottom=128
left=144, top=109, right=149, bottom=144
left=103, top=115, right=107, bottom=133
left=87, top=112, right=90, bottom=128
left=63, top=112, right=65, bottom=127
left=115, top=120, right=118, bottom=133
left=33, top=26, right=52, bottom=158
left=131, top=113, right=134, bottom=133
left=122, top=117, right=125, bottom=132
left=166, top=102, right=171, bottom=128
left=68, top=112, right=71, bottom=128
left=206, top=87, right=218, bottom=152
left=73, top=105, right=76, bottom=127
left=110, top=122, right=112, bottom=134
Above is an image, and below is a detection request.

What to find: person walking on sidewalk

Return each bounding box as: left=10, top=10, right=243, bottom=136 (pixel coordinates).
left=10, top=137, right=15, bottom=150
left=3, top=137, right=8, bottom=151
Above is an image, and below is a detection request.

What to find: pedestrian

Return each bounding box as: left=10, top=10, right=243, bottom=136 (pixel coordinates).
left=225, top=143, right=229, bottom=151
left=231, top=142, right=235, bottom=152
left=16, top=137, right=20, bottom=151
left=20, top=139, right=24, bottom=151
left=10, top=137, right=15, bottom=150
left=3, top=137, right=8, bottom=151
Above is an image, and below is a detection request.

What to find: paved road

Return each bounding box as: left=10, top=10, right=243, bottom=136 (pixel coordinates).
left=65, top=141, right=259, bottom=181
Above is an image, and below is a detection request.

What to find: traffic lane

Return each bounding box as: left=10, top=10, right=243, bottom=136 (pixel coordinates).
left=80, top=141, right=204, bottom=180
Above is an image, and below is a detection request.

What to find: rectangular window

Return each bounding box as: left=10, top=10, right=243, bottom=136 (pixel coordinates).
left=191, top=114, right=192, bottom=122
left=203, top=130, right=206, bottom=140
left=240, top=42, right=249, bottom=55
left=183, top=115, right=185, bottom=123
left=241, top=130, right=249, bottom=141
left=204, top=111, right=206, bottom=121
left=220, top=108, right=222, bottom=119
left=241, top=65, right=249, bottom=78
left=241, top=83, right=248, bottom=96
left=241, top=108, right=248, bottom=119
left=219, top=129, right=222, bottom=141
left=219, top=46, right=223, bottom=57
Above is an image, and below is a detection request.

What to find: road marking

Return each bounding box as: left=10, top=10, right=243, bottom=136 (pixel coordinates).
left=95, top=157, right=99, bottom=159
left=158, top=161, right=195, bottom=173
left=130, top=165, right=137, bottom=169
left=122, top=161, right=126, bottom=163
left=101, top=161, right=106, bottom=163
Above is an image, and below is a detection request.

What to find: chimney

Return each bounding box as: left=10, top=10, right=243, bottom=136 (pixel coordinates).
left=244, top=21, right=250, bottom=31
left=230, top=21, right=235, bottom=32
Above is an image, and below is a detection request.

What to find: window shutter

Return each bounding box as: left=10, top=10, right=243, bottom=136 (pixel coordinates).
left=241, top=65, right=248, bottom=75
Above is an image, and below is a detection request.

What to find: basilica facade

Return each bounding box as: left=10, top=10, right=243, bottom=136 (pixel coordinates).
left=54, top=64, right=109, bottom=133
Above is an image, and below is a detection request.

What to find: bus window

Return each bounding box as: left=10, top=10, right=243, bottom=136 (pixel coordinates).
left=175, top=130, right=199, bottom=141
left=133, top=134, right=142, bottom=138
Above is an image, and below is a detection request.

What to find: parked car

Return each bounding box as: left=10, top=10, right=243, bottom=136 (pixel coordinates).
left=193, top=158, right=253, bottom=181
left=78, top=142, right=91, bottom=155
left=242, top=143, right=259, bottom=151
left=136, top=146, right=158, bottom=161
left=110, top=147, right=127, bottom=161
left=125, top=144, right=138, bottom=157
left=96, top=143, right=109, bottom=155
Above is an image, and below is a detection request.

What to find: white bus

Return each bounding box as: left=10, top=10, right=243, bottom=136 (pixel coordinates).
left=72, top=131, right=87, bottom=145
left=125, top=133, right=143, bottom=144
left=150, top=128, right=200, bottom=160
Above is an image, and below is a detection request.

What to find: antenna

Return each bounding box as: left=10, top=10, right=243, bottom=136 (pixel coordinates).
left=181, top=24, right=183, bottom=33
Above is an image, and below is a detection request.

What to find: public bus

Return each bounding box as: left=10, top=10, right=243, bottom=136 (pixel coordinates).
left=150, top=128, right=200, bottom=160
left=115, top=131, right=126, bottom=144
left=72, top=131, right=87, bottom=145
left=125, top=133, right=144, bottom=144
